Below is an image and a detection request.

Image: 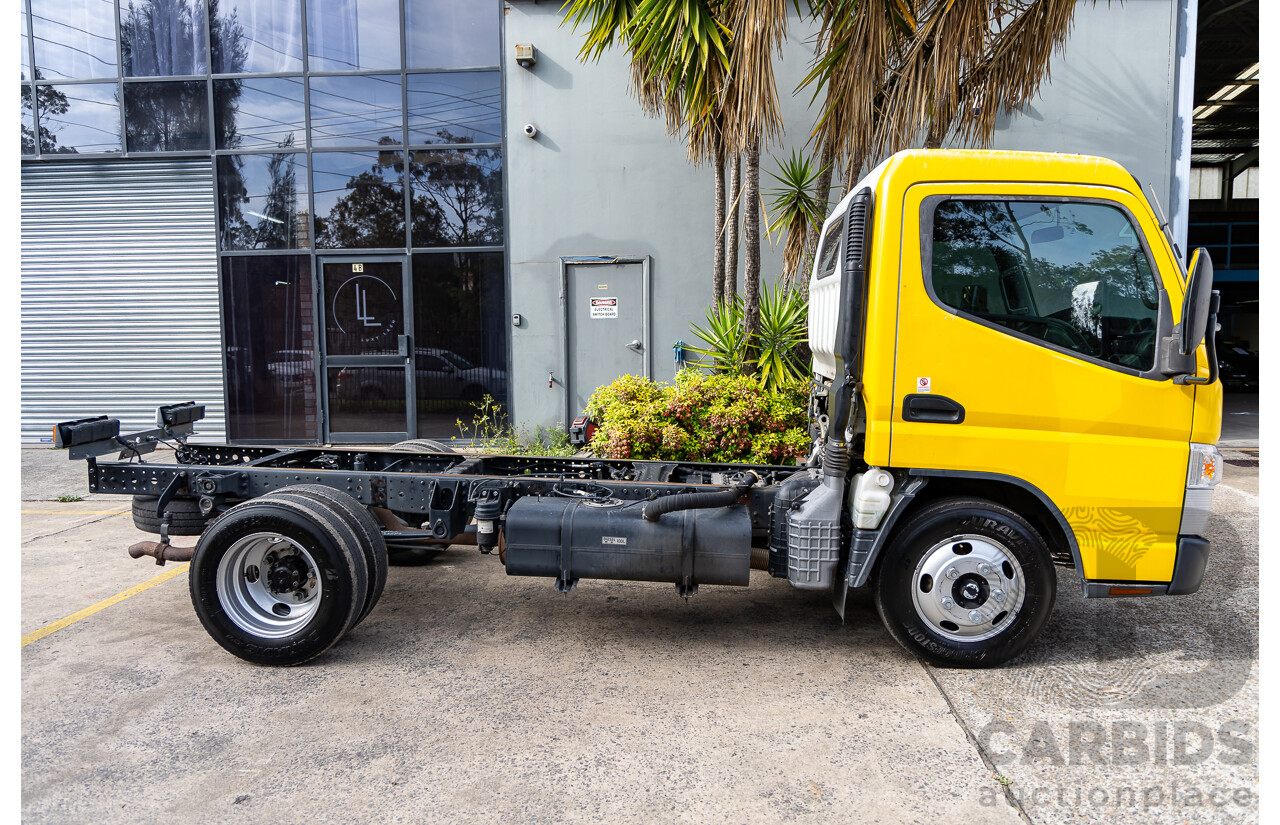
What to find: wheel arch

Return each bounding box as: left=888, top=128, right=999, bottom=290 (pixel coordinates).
left=897, top=470, right=1081, bottom=575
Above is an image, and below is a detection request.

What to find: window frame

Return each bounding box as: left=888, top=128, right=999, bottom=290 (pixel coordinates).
left=919, top=193, right=1174, bottom=381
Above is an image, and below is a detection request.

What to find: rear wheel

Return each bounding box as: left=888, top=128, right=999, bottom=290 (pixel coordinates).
left=872, top=497, right=1056, bottom=668
left=262, top=486, right=388, bottom=627
left=190, top=497, right=369, bottom=666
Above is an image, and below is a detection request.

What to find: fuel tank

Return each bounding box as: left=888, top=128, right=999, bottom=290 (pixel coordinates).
left=503, top=495, right=752, bottom=590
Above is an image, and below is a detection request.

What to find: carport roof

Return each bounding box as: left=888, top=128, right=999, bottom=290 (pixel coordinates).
left=1193, top=0, right=1259, bottom=166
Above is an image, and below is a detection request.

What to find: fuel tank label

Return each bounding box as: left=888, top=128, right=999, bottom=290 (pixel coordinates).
left=602, top=536, right=627, bottom=546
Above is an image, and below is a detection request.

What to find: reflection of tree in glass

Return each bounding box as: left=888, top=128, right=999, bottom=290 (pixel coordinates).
left=409, top=131, right=503, bottom=247
left=211, top=0, right=253, bottom=249
left=21, top=73, right=77, bottom=155
left=934, top=200, right=1160, bottom=368
left=210, top=0, right=249, bottom=78
left=220, top=137, right=302, bottom=249
left=315, top=151, right=408, bottom=249
left=124, top=80, right=208, bottom=151
left=122, top=0, right=208, bottom=76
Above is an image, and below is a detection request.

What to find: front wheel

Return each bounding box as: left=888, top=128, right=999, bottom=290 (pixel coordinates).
left=873, top=497, right=1056, bottom=668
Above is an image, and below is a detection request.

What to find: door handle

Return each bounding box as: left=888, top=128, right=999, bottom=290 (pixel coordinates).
left=626, top=340, right=644, bottom=352
left=397, top=334, right=411, bottom=358
left=902, top=393, right=965, bottom=424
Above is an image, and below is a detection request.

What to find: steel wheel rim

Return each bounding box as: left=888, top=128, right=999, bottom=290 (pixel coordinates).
left=909, top=533, right=1027, bottom=643
left=215, top=532, right=323, bottom=639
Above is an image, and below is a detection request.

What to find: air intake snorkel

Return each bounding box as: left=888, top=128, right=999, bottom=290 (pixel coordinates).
left=787, top=188, right=873, bottom=592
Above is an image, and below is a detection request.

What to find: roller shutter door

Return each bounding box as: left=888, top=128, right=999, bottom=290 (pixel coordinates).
left=21, top=159, right=225, bottom=442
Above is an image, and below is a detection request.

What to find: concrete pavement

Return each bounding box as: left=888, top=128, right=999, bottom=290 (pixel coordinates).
left=20, top=446, right=1258, bottom=824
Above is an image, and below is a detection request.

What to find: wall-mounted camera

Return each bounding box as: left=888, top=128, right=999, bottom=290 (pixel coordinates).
left=523, top=123, right=539, bottom=139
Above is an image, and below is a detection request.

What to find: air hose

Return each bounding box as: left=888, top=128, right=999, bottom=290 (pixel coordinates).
left=641, top=471, right=761, bottom=522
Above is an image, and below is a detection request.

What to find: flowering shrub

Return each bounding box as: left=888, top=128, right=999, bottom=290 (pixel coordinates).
left=585, top=370, right=811, bottom=464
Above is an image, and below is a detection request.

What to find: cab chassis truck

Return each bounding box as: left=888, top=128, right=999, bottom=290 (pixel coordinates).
left=56, top=151, right=1226, bottom=668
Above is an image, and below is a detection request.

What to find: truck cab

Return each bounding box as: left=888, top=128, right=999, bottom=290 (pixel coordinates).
left=805, top=149, right=1223, bottom=665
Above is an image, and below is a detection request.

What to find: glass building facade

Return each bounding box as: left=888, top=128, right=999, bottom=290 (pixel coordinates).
left=21, top=0, right=507, bottom=443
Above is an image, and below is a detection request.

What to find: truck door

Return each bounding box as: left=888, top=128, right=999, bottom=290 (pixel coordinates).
left=890, top=183, right=1196, bottom=583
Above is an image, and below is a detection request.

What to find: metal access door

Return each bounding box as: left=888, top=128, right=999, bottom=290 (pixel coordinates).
left=320, top=257, right=414, bottom=443
left=563, top=257, right=650, bottom=421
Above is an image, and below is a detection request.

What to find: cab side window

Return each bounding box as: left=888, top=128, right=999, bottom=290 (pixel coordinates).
left=815, top=214, right=844, bottom=280
left=930, top=199, right=1160, bottom=371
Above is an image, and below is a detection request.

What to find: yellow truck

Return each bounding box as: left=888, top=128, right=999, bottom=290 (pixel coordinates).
left=59, top=149, right=1223, bottom=668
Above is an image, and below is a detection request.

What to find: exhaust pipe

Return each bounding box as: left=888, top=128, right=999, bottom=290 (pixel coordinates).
left=129, top=540, right=195, bottom=565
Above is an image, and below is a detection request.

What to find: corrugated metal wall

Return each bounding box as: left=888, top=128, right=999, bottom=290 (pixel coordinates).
left=21, top=159, right=226, bottom=442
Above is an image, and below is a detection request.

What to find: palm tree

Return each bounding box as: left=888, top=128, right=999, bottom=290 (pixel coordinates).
left=564, top=0, right=791, bottom=335
left=803, top=0, right=1083, bottom=193
left=765, top=150, right=828, bottom=290
left=564, top=0, right=736, bottom=304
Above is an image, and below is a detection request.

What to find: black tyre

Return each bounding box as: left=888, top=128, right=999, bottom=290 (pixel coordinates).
left=262, top=486, right=388, bottom=628
left=189, top=497, right=370, bottom=666
left=132, top=495, right=208, bottom=536
left=388, top=439, right=457, bottom=454
left=872, top=497, right=1056, bottom=668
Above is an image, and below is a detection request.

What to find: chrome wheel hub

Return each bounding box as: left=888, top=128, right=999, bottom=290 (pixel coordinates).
left=910, top=534, right=1026, bottom=642
left=216, top=532, right=323, bottom=638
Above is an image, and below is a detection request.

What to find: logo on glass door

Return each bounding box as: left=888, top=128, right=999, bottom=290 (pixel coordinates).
left=331, top=275, right=398, bottom=334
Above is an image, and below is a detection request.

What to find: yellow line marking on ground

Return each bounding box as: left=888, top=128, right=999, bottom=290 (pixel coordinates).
left=21, top=509, right=129, bottom=515
left=21, top=563, right=190, bottom=648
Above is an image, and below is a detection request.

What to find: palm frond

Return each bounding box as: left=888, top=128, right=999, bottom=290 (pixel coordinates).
left=764, top=150, right=829, bottom=285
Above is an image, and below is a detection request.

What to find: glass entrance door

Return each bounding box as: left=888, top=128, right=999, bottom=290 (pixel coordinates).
left=320, top=257, right=413, bottom=443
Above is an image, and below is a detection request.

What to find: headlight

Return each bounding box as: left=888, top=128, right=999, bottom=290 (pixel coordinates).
left=1180, top=443, right=1223, bottom=536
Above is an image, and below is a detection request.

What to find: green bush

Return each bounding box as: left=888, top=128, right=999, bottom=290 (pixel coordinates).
left=454, top=395, right=577, bottom=457
left=585, top=370, right=811, bottom=464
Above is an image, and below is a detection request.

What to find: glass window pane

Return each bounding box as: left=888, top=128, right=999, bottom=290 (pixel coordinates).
left=35, top=82, right=121, bottom=154
left=815, top=215, right=843, bottom=279
left=21, top=4, right=31, bottom=81
left=312, top=150, right=406, bottom=249
left=406, top=0, right=498, bottom=69
left=32, top=0, right=119, bottom=80
left=21, top=86, right=36, bottom=154
left=407, top=72, right=500, bottom=145
left=412, top=251, right=507, bottom=436
left=931, top=200, right=1161, bottom=371
left=328, top=367, right=407, bottom=432
left=212, top=0, right=303, bottom=74
left=308, top=74, right=403, bottom=148
left=121, top=0, right=209, bottom=77
left=124, top=79, right=210, bottom=151
left=215, top=76, right=305, bottom=149
left=322, top=260, right=404, bottom=355
left=218, top=153, right=309, bottom=250
left=410, top=148, right=503, bottom=247
left=221, top=255, right=319, bottom=441
left=305, top=0, right=400, bottom=72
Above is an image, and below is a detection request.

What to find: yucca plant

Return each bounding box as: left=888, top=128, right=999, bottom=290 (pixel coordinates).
left=765, top=150, right=829, bottom=289
left=686, top=296, right=751, bottom=375
left=753, top=282, right=809, bottom=391
left=686, top=282, right=808, bottom=391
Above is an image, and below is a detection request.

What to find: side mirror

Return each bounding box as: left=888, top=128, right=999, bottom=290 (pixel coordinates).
left=1180, top=248, right=1214, bottom=356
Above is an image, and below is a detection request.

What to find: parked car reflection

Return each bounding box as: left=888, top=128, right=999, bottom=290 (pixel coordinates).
left=267, top=349, right=316, bottom=397
left=333, top=347, right=506, bottom=403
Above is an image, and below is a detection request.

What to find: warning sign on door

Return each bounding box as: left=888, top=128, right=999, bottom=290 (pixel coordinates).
left=590, top=297, right=618, bottom=319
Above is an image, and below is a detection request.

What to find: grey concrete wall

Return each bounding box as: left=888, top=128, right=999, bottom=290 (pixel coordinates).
left=503, top=3, right=820, bottom=428
left=502, top=0, right=1182, bottom=429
